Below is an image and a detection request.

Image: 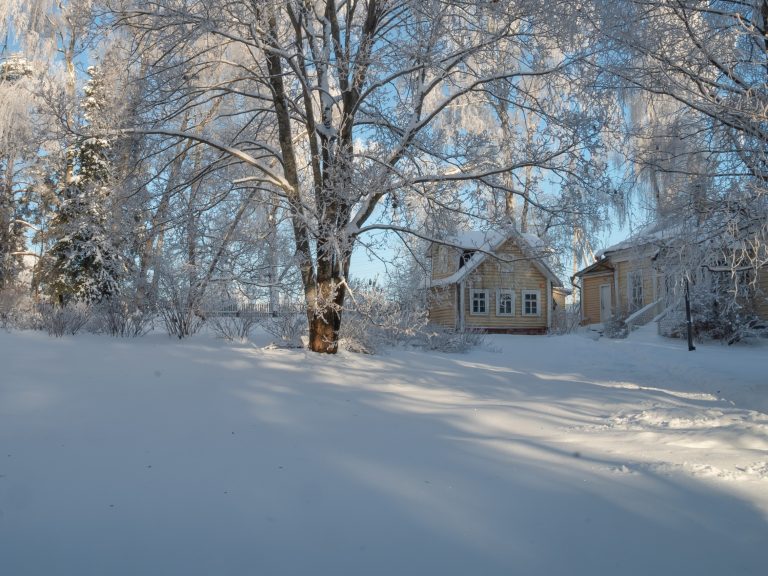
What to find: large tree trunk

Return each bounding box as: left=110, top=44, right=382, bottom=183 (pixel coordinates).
left=306, top=257, right=349, bottom=354
left=308, top=304, right=342, bottom=353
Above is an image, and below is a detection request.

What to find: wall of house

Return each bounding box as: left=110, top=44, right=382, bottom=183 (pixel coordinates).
left=580, top=273, right=614, bottom=325
left=427, top=285, right=457, bottom=328
left=429, top=244, right=463, bottom=281
left=579, top=255, right=656, bottom=324
left=553, top=289, right=567, bottom=310
left=552, top=288, right=568, bottom=332
left=461, top=239, right=549, bottom=332
left=614, top=256, right=656, bottom=316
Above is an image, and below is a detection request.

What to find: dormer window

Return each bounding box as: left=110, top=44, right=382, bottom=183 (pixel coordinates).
left=459, top=250, right=476, bottom=268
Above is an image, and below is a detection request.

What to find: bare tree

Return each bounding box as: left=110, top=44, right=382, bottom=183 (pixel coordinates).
left=601, top=0, right=768, bottom=273
left=107, top=0, right=624, bottom=352
left=0, top=55, right=37, bottom=289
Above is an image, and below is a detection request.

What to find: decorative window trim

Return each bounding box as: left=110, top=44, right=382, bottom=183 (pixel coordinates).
left=522, top=290, right=541, bottom=317
left=496, top=289, right=515, bottom=316
left=470, top=289, right=489, bottom=315
left=628, top=270, right=643, bottom=311
left=499, top=261, right=514, bottom=274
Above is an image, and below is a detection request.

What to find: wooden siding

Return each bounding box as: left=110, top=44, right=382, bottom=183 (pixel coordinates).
left=553, top=288, right=567, bottom=310
left=461, top=239, right=549, bottom=330
left=614, top=256, right=656, bottom=316
left=580, top=273, right=613, bottom=325
left=552, top=288, right=568, bottom=332
left=428, top=285, right=457, bottom=328
left=579, top=255, right=655, bottom=324
left=577, top=248, right=768, bottom=326
left=430, top=244, right=464, bottom=281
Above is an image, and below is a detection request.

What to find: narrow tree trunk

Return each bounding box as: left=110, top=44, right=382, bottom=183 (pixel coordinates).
left=0, top=154, right=16, bottom=289
left=267, top=202, right=280, bottom=314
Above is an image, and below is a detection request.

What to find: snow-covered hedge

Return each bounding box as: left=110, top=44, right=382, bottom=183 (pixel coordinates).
left=208, top=313, right=259, bottom=342
left=261, top=312, right=306, bottom=348
left=88, top=300, right=154, bottom=338
left=413, top=324, right=487, bottom=353
left=38, top=302, right=91, bottom=337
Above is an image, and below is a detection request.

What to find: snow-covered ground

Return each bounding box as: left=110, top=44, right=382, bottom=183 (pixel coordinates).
left=1, top=326, right=766, bottom=575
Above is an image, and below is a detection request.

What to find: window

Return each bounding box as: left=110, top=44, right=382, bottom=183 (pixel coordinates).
left=459, top=250, right=476, bottom=269
left=628, top=271, right=643, bottom=311
left=522, top=290, right=540, bottom=316
left=497, top=289, right=515, bottom=316
left=470, top=289, right=489, bottom=315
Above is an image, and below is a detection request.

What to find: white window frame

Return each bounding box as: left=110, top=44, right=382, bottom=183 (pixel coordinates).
left=628, top=271, right=643, bottom=311
left=470, top=289, right=489, bottom=315
left=496, top=289, right=515, bottom=316
left=522, top=290, right=541, bottom=317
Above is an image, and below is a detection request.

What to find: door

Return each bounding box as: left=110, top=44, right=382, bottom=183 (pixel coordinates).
left=600, top=284, right=612, bottom=322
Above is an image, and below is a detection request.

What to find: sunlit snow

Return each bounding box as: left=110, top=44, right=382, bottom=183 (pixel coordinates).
left=1, top=326, right=766, bottom=575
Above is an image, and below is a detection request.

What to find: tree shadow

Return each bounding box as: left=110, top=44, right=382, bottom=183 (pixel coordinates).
left=2, top=333, right=767, bottom=576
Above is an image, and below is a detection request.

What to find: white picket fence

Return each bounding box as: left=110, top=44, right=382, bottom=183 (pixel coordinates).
left=201, top=302, right=305, bottom=318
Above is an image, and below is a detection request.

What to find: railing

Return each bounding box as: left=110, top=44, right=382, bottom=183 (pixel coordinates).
left=200, top=302, right=305, bottom=318
left=625, top=299, right=663, bottom=329
left=654, top=299, right=685, bottom=336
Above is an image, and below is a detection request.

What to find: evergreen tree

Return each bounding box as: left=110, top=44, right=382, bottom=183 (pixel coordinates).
left=38, top=66, right=125, bottom=304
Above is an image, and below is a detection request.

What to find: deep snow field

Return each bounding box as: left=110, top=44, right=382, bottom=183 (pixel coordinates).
left=1, top=325, right=767, bottom=575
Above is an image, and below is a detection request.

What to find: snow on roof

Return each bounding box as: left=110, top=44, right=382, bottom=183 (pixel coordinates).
left=520, top=232, right=545, bottom=249
left=598, top=220, right=683, bottom=257
left=449, top=230, right=507, bottom=251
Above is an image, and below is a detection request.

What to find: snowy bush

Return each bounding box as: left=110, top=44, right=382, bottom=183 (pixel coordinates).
left=9, top=297, right=44, bottom=331
left=0, top=291, right=13, bottom=330
left=338, top=285, right=429, bottom=354
left=548, top=301, right=581, bottom=335
left=157, top=272, right=205, bottom=339
left=689, top=291, right=761, bottom=344
left=603, top=317, right=629, bottom=339
left=89, top=299, right=154, bottom=337
left=338, top=310, right=381, bottom=354
left=159, top=299, right=204, bottom=339
left=658, top=283, right=768, bottom=344
left=208, top=313, right=258, bottom=342
left=262, top=312, right=306, bottom=348
left=414, top=324, right=486, bottom=353
left=39, top=302, right=91, bottom=337
left=0, top=288, right=38, bottom=330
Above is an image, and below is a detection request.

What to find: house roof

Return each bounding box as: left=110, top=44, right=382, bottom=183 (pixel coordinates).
left=428, top=229, right=564, bottom=289
left=572, top=257, right=614, bottom=278
left=597, top=219, right=683, bottom=258
left=574, top=219, right=681, bottom=278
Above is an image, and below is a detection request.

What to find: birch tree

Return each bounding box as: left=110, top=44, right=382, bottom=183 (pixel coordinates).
left=601, top=0, right=768, bottom=275
left=108, top=0, right=624, bottom=352
left=0, top=55, right=37, bottom=289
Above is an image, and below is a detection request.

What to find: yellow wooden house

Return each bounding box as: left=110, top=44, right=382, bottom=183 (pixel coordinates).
left=573, top=224, right=768, bottom=327
left=426, top=230, right=568, bottom=334
left=573, top=239, right=660, bottom=326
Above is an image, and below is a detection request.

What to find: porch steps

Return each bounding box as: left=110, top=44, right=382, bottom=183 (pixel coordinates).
left=625, top=299, right=663, bottom=330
